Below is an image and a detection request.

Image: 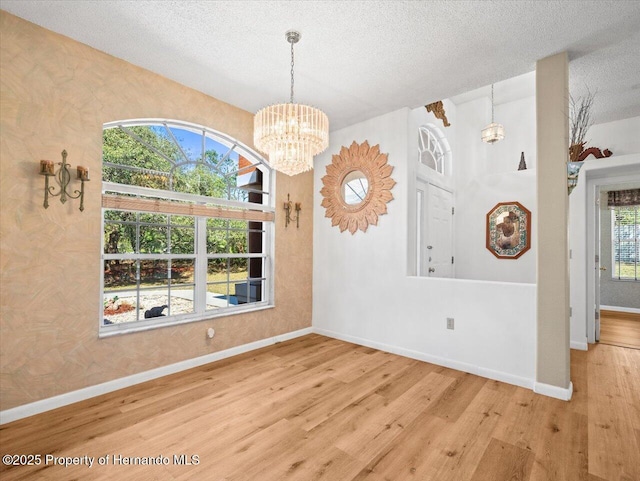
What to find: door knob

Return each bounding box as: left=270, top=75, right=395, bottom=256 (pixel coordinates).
left=428, top=267, right=436, bottom=273
left=599, top=266, right=607, bottom=271
left=427, top=245, right=433, bottom=250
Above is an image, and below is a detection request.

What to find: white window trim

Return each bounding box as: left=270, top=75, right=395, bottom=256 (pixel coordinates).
left=100, top=119, right=275, bottom=337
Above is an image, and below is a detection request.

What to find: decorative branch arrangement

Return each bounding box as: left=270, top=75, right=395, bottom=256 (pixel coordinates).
left=569, top=90, right=595, bottom=162
left=567, top=88, right=614, bottom=194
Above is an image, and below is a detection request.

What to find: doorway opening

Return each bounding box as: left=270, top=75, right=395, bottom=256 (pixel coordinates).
left=596, top=185, right=640, bottom=349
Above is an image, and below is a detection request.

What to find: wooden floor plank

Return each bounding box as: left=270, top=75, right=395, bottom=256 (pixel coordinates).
left=469, top=437, right=534, bottom=481
left=1, top=334, right=639, bottom=481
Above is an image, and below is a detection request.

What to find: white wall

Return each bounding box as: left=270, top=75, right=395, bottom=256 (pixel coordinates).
left=587, top=116, right=640, bottom=157
left=313, top=108, right=536, bottom=389
left=452, top=94, right=537, bottom=282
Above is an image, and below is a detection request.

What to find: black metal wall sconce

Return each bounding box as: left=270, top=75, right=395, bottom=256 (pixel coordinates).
left=39, top=150, right=89, bottom=212
left=283, top=193, right=301, bottom=228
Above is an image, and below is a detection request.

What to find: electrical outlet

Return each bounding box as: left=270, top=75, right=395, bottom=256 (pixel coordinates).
left=447, top=317, right=454, bottom=330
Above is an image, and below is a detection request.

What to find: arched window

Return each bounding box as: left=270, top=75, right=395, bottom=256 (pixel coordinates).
left=101, top=119, right=273, bottom=335
left=418, top=124, right=451, bottom=176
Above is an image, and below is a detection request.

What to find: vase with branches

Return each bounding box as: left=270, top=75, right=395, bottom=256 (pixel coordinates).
left=569, top=89, right=595, bottom=162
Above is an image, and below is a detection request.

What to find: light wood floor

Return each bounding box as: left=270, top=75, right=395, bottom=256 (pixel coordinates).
left=600, top=310, right=640, bottom=349
left=600, top=309, right=640, bottom=350
left=1, top=334, right=638, bottom=481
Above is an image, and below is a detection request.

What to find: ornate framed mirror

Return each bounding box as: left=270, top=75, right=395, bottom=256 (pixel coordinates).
left=486, top=201, right=531, bottom=259
left=320, top=140, right=395, bottom=234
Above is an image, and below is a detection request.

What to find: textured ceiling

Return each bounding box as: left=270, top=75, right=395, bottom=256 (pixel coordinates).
left=2, top=1, right=640, bottom=130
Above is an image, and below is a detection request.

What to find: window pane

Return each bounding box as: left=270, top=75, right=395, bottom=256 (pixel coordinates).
left=248, top=257, right=263, bottom=279
left=207, top=282, right=231, bottom=309
left=104, top=224, right=135, bottom=254
left=170, top=227, right=195, bottom=254
left=104, top=210, right=136, bottom=222
left=139, top=226, right=168, bottom=253
left=168, top=288, right=194, bottom=317
left=208, top=258, right=248, bottom=283
left=234, top=280, right=263, bottom=304
left=140, top=260, right=168, bottom=288
left=139, top=213, right=167, bottom=225
left=104, top=260, right=136, bottom=290
left=139, top=290, right=170, bottom=319
left=170, top=215, right=195, bottom=227
left=612, top=206, right=639, bottom=281
left=207, top=258, right=229, bottom=282
left=230, top=258, right=249, bottom=281
left=103, top=293, right=138, bottom=324
left=171, top=259, right=195, bottom=286
left=228, top=221, right=248, bottom=254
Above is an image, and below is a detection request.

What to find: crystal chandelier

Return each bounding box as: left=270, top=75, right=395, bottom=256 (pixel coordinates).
left=254, top=30, right=329, bottom=176
left=481, top=84, right=505, bottom=144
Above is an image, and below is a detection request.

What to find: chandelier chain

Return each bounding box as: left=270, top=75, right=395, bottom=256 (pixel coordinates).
left=491, top=84, right=495, bottom=123
left=290, top=40, right=295, bottom=103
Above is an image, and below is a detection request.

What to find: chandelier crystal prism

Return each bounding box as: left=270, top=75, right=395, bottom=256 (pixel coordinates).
left=481, top=83, right=505, bottom=144
left=254, top=30, right=329, bottom=176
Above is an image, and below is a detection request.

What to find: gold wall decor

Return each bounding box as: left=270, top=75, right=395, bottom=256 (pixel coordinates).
left=425, top=100, right=450, bottom=127
left=39, top=150, right=89, bottom=211
left=320, top=140, right=395, bottom=234
left=283, top=193, right=301, bottom=228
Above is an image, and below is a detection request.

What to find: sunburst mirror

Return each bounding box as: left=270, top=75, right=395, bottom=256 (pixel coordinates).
left=320, top=140, right=396, bottom=234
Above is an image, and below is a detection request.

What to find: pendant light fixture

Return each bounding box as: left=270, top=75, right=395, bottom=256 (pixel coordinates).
left=254, top=30, right=329, bottom=176
left=481, top=84, right=505, bottom=144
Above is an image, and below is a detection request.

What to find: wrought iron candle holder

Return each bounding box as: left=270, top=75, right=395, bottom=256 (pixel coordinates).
left=283, top=193, right=301, bottom=228
left=39, top=150, right=89, bottom=212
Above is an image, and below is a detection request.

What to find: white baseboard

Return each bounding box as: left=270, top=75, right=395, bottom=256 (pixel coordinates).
left=600, top=305, right=640, bottom=314
left=570, top=340, right=588, bottom=351
left=312, top=327, right=535, bottom=391
left=534, top=381, right=573, bottom=401
left=0, top=327, right=313, bottom=425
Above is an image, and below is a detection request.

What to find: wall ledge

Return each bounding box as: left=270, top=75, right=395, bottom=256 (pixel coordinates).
left=0, top=327, right=313, bottom=425
left=533, top=381, right=573, bottom=401
left=313, top=327, right=535, bottom=391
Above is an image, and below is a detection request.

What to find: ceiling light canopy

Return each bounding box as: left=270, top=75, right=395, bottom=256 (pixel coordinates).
left=254, top=30, right=329, bottom=176
left=481, top=84, right=505, bottom=144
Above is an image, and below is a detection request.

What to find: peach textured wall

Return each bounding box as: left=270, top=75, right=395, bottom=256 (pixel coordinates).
left=0, top=11, right=313, bottom=410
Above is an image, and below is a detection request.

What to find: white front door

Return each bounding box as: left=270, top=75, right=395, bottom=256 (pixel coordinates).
left=417, top=180, right=454, bottom=277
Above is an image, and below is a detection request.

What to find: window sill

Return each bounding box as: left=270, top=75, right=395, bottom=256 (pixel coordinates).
left=98, top=302, right=274, bottom=338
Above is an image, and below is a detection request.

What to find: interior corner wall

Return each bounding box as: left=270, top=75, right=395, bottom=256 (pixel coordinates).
left=313, top=108, right=536, bottom=390
left=0, top=11, right=313, bottom=410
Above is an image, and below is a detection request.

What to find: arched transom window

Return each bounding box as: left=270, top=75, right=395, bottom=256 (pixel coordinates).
left=418, top=124, right=451, bottom=176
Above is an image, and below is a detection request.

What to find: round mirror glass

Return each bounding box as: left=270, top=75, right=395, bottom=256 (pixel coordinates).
left=341, top=170, right=369, bottom=205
